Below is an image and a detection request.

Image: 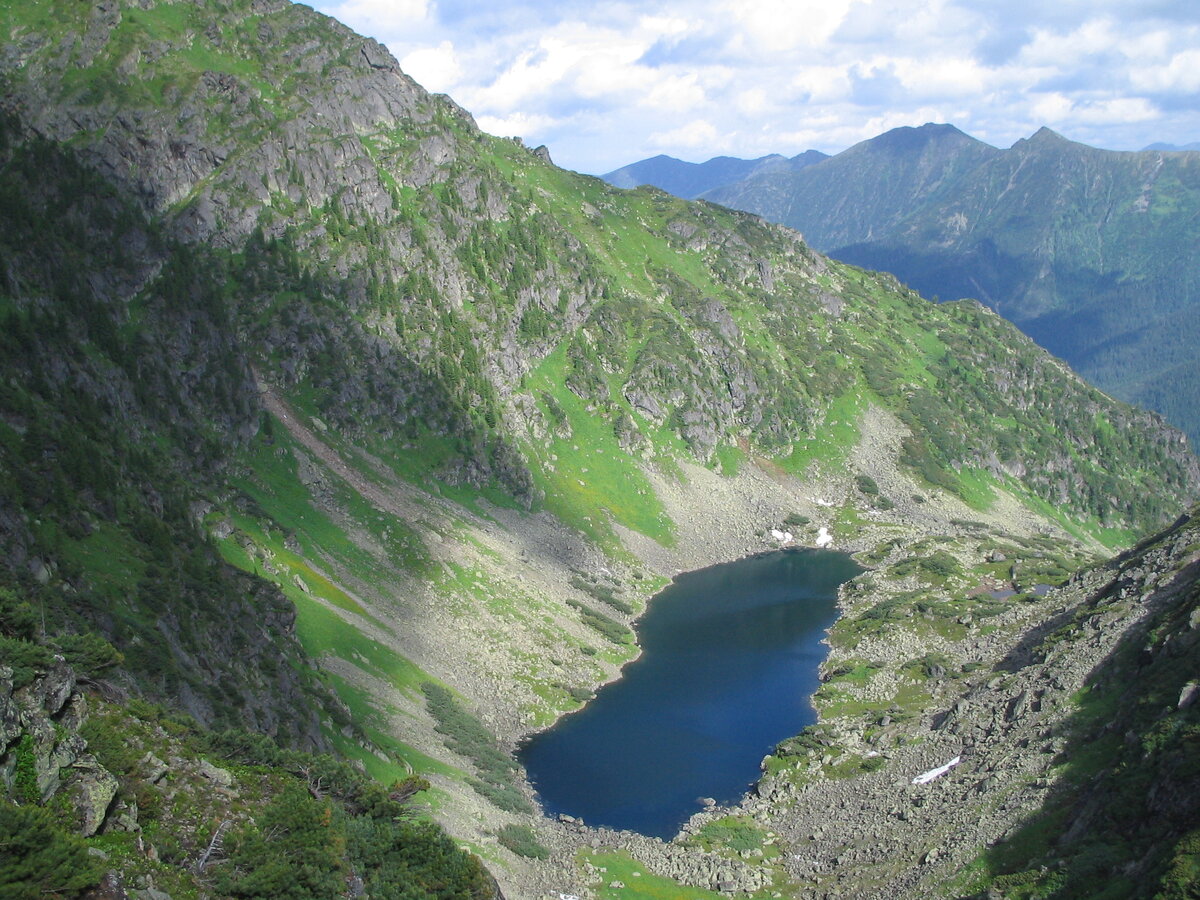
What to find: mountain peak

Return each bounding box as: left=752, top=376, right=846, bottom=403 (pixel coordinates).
left=858, top=122, right=984, bottom=156
left=1023, top=126, right=1070, bottom=146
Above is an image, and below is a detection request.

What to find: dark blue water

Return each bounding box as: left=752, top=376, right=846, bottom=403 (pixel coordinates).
left=519, top=549, right=862, bottom=839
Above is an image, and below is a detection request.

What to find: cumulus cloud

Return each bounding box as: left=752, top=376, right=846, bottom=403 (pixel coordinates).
left=317, top=0, right=434, bottom=36
left=475, top=111, right=561, bottom=139
left=649, top=119, right=723, bottom=151
left=399, top=40, right=461, bottom=92
left=721, top=0, right=856, bottom=52
left=310, top=0, right=1199, bottom=173
left=1130, top=48, right=1200, bottom=94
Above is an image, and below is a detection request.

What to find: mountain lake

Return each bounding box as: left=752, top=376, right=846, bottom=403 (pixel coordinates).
left=519, top=548, right=864, bottom=838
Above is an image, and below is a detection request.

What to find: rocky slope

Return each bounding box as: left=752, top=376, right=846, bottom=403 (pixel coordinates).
left=0, top=2, right=1198, bottom=898
left=694, top=125, right=1200, bottom=446
left=744, top=505, right=1200, bottom=899
left=0, top=651, right=499, bottom=899
left=515, top=508, right=1200, bottom=899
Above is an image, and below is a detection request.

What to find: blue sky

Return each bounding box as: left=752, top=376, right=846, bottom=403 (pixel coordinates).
left=310, top=0, right=1200, bottom=174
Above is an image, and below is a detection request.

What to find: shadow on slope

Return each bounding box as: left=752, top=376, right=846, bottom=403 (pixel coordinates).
left=972, top=515, right=1200, bottom=899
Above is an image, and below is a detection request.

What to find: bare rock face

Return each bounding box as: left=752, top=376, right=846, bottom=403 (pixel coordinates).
left=65, top=757, right=120, bottom=836
left=0, top=661, right=118, bottom=836
left=23, top=657, right=76, bottom=718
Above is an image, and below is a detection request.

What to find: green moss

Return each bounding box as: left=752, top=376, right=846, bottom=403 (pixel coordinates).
left=781, top=390, right=864, bottom=477
left=713, top=443, right=744, bottom=476
left=694, top=815, right=769, bottom=853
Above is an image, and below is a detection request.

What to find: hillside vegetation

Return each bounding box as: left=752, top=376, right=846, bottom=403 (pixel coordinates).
left=696, top=124, right=1200, bottom=446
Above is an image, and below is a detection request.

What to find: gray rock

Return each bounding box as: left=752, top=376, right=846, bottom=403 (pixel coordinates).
left=1178, top=681, right=1200, bottom=710
left=1007, top=690, right=1030, bottom=722
left=140, top=752, right=169, bottom=783
left=67, top=757, right=118, bottom=836
left=24, top=658, right=76, bottom=717
left=359, top=38, right=398, bottom=71
left=197, top=759, right=233, bottom=787
left=88, top=871, right=131, bottom=900
left=0, top=668, right=21, bottom=750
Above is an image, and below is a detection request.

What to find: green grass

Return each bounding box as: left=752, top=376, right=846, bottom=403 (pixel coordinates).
left=239, top=424, right=431, bottom=574
left=693, top=815, right=773, bottom=855
left=781, top=390, right=864, bottom=477
left=346, top=423, right=524, bottom=519
left=524, top=345, right=676, bottom=548
left=50, top=521, right=146, bottom=601
left=582, top=851, right=733, bottom=900
left=284, top=591, right=424, bottom=695
left=955, top=467, right=999, bottom=511
left=1016, top=482, right=1136, bottom=549
left=713, top=443, right=745, bottom=476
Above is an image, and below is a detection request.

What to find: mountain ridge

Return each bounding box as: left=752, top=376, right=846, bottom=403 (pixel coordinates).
left=602, top=149, right=829, bottom=199
left=617, top=123, right=1200, bottom=447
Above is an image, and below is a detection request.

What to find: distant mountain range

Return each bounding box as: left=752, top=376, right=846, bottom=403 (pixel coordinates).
left=602, top=150, right=828, bottom=198
left=606, top=125, right=1200, bottom=446
left=1143, top=141, right=1200, bottom=152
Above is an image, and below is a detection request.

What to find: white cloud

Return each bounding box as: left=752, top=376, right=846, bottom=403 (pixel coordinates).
left=1130, top=48, right=1200, bottom=94
left=641, top=73, right=708, bottom=113
left=893, top=56, right=988, bottom=100
left=475, top=111, right=561, bottom=140
left=400, top=40, right=461, bottom=92
left=788, top=65, right=852, bottom=103
left=319, top=0, right=434, bottom=37
left=310, top=0, right=1200, bottom=173
left=721, top=0, right=856, bottom=51
left=636, top=14, right=693, bottom=41
left=1019, top=19, right=1121, bottom=68
left=1032, top=93, right=1159, bottom=127
left=735, top=88, right=771, bottom=116
left=1030, top=92, right=1075, bottom=123
left=649, top=120, right=723, bottom=151
left=1071, top=97, right=1159, bottom=125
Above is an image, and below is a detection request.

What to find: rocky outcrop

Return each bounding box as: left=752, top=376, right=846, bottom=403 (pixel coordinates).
left=730, top=510, right=1200, bottom=898
left=0, top=660, right=117, bottom=836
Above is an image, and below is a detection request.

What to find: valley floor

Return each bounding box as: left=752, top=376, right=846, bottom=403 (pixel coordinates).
left=253, top=394, right=1147, bottom=899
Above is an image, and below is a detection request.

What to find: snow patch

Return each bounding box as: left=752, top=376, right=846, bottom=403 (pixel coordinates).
left=912, top=756, right=962, bottom=784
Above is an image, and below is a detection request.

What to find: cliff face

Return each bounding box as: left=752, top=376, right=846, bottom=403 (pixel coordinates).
left=0, top=655, right=500, bottom=900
